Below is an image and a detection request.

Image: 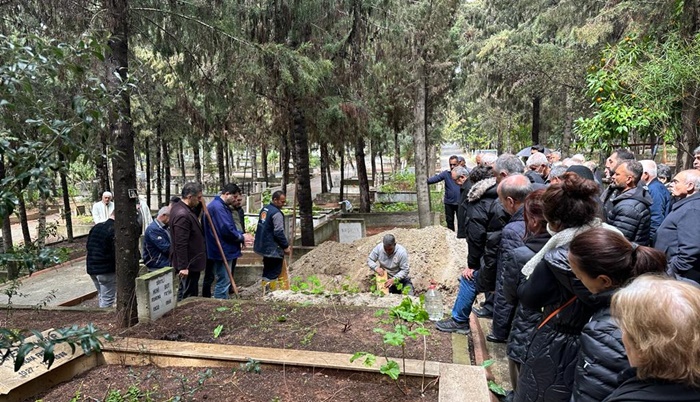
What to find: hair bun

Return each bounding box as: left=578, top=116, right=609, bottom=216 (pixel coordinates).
left=561, top=172, right=600, bottom=198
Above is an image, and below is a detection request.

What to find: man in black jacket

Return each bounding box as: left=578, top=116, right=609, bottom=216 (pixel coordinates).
left=452, top=166, right=470, bottom=239
left=86, top=213, right=116, bottom=308
left=608, top=160, right=652, bottom=246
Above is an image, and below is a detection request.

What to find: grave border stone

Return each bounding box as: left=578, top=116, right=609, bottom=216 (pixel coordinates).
left=135, top=267, right=177, bottom=323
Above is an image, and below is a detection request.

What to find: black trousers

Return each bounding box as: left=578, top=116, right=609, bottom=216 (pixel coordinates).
left=262, top=257, right=284, bottom=280
left=177, top=270, right=201, bottom=301
left=444, top=203, right=458, bottom=231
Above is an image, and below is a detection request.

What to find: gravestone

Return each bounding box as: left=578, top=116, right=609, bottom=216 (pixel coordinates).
left=336, top=218, right=365, bottom=244
left=136, top=267, right=176, bottom=323
left=0, top=329, right=92, bottom=401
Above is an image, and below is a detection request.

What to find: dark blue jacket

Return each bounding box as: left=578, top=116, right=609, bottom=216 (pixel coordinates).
left=142, top=219, right=171, bottom=269
left=203, top=195, right=245, bottom=261
left=427, top=169, right=461, bottom=205
left=603, top=368, right=700, bottom=402
left=607, top=185, right=652, bottom=246
left=654, top=192, right=700, bottom=284
left=254, top=203, right=289, bottom=259
left=646, top=178, right=671, bottom=243
left=86, top=219, right=115, bottom=275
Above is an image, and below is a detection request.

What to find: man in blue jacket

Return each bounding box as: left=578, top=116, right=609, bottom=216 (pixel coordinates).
left=427, top=155, right=462, bottom=231
left=203, top=183, right=246, bottom=299
left=640, top=160, right=671, bottom=243
left=142, top=206, right=171, bottom=271
left=254, top=190, right=291, bottom=282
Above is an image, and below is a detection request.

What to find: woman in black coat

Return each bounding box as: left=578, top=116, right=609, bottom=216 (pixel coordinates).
left=603, top=275, right=700, bottom=401
left=514, top=173, right=622, bottom=402
left=501, top=189, right=549, bottom=390
left=567, top=229, right=666, bottom=402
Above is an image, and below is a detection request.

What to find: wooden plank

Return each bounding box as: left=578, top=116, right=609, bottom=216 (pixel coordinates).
left=103, top=337, right=440, bottom=377
left=438, top=363, right=491, bottom=402
left=375, top=271, right=389, bottom=295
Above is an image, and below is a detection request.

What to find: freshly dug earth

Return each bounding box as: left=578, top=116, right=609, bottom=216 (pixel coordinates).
left=29, top=364, right=439, bottom=401
left=290, top=226, right=467, bottom=298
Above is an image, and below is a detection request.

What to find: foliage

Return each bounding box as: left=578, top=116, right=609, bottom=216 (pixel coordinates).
left=213, top=324, right=223, bottom=339
left=290, top=275, right=325, bottom=295
left=377, top=171, right=416, bottom=193
left=0, top=324, right=112, bottom=372
left=480, top=359, right=507, bottom=396
left=239, top=358, right=261, bottom=374
left=351, top=296, right=431, bottom=391
left=372, top=203, right=416, bottom=213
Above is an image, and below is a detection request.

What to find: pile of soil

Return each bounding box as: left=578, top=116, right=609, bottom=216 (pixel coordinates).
left=290, top=226, right=467, bottom=297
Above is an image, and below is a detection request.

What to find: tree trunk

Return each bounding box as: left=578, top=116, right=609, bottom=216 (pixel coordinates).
left=178, top=138, right=186, bottom=183
left=107, top=0, right=140, bottom=328
left=17, top=193, right=31, bottom=245
left=251, top=146, right=258, bottom=181
left=320, top=142, right=329, bottom=193
left=531, top=95, right=541, bottom=145
left=59, top=155, right=74, bottom=243
left=562, top=89, right=573, bottom=156
left=261, top=142, right=269, bottom=186
left=145, top=136, right=151, bottom=207
left=355, top=137, right=371, bottom=212
left=370, top=140, right=377, bottom=187
left=37, top=197, right=47, bottom=249
left=413, top=63, right=431, bottom=228
left=379, top=151, right=385, bottom=185
left=164, top=141, right=171, bottom=202
left=679, top=86, right=700, bottom=169
left=156, top=128, right=162, bottom=206
left=281, top=131, right=290, bottom=194
left=291, top=104, right=314, bottom=246
left=216, top=134, right=225, bottom=188
left=339, top=148, right=345, bottom=202
left=97, top=133, right=110, bottom=193
left=394, top=129, right=401, bottom=172
left=192, top=137, right=202, bottom=183
left=0, top=156, right=18, bottom=279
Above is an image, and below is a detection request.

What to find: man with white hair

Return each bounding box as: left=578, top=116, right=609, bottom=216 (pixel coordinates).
left=367, top=234, right=412, bottom=294
left=525, top=152, right=549, bottom=184
left=640, top=160, right=671, bottom=243
left=694, top=145, right=700, bottom=170
left=655, top=169, right=700, bottom=284
left=91, top=191, right=115, bottom=224
left=142, top=206, right=171, bottom=271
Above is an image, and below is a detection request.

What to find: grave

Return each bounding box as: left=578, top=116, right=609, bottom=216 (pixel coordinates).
left=135, top=267, right=177, bottom=323
left=336, top=218, right=366, bottom=243
left=0, top=329, right=98, bottom=402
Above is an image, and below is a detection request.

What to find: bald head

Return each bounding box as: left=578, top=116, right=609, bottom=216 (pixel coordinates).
left=498, top=174, right=533, bottom=215
left=670, top=169, right=700, bottom=199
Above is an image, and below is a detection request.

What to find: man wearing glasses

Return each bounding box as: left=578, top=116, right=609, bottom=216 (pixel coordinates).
left=655, top=169, right=700, bottom=285
left=427, top=155, right=462, bottom=231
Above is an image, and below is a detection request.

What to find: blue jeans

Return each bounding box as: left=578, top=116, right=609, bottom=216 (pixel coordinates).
left=451, top=271, right=478, bottom=323
left=90, top=273, right=116, bottom=308
left=212, top=260, right=233, bottom=299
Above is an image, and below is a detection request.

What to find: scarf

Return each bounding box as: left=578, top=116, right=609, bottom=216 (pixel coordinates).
left=521, top=218, right=623, bottom=278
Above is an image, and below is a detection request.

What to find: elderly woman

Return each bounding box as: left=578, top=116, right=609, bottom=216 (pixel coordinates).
left=603, top=275, right=700, bottom=401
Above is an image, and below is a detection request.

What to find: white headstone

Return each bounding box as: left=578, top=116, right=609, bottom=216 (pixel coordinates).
left=338, top=219, right=365, bottom=243
left=136, top=267, right=176, bottom=323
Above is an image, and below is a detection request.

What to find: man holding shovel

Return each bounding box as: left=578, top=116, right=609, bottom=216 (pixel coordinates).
left=203, top=183, right=247, bottom=299
left=367, top=234, right=413, bottom=295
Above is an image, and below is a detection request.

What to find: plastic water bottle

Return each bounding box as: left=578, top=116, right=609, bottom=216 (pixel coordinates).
left=425, top=284, right=443, bottom=321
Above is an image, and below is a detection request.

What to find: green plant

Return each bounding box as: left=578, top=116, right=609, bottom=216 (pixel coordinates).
left=372, top=202, right=416, bottom=212
left=350, top=296, right=432, bottom=393
left=377, top=171, right=416, bottom=193
left=172, top=368, right=214, bottom=402
left=240, top=358, right=262, bottom=374
left=300, top=328, right=317, bottom=346
left=213, top=325, right=223, bottom=338
left=290, top=275, right=325, bottom=295
left=481, top=359, right=507, bottom=397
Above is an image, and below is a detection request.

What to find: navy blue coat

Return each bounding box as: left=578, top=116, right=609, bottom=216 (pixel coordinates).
left=86, top=219, right=115, bottom=275
left=142, top=220, right=171, bottom=269
left=654, top=192, right=700, bottom=284
left=607, top=186, right=652, bottom=246
left=203, top=195, right=245, bottom=261
left=646, top=178, right=671, bottom=243
left=603, top=368, right=700, bottom=402
left=427, top=169, right=461, bottom=205
left=253, top=203, right=289, bottom=259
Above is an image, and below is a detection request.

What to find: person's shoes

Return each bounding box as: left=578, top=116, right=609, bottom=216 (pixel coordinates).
left=435, top=318, right=471, bottom=334
left=486, top=333, right=507, bottom=343
left=472, top=306, right=493, bottom=318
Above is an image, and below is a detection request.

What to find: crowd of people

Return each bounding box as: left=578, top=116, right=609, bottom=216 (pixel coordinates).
left=431, top=145, right=700, bottom=401
left=85, top=182, right=291, bottom=305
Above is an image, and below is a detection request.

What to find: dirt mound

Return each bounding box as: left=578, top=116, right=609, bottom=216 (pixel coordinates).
left=289, top=226, right=467, bottom=297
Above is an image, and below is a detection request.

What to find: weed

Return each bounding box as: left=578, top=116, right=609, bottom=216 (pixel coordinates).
left=300, top=328, right=317, bottom=346
left=240, top=358, right=262, bottom=374
left=290, top=275, right=325, bottom=295
left=172, top=368, right=214, bottom=401
left=213, top=325, right=223, bottom=338
left=481, top=359, right=507, bottom=396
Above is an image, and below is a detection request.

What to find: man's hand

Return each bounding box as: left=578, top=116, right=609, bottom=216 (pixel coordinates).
left=375, top=267, right=385, bottom=276
left=178, top=269, right=189, bottom=278
left=284, top=246, right=292, bottom=255
left=462, top=267, right=475, bottom=280
left=385, top=278, right=395, bottom=288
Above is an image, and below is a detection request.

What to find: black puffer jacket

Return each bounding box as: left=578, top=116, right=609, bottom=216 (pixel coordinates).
left=503, top=232, right=550, bottom=364
left=466, top=177, right=498, bottom=270
left=607, top=186, right=652, bottom=246
left=456, top=180, right=473, bottom=239
left=515, top=246, right=596, bottom=402
left=603, top=368, right=700, bottom=402
left=572, top=290, right=629, bottom=402
left=490, top=207, right=526, bottom=340
left=476, top=200, right=510, bottom=292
